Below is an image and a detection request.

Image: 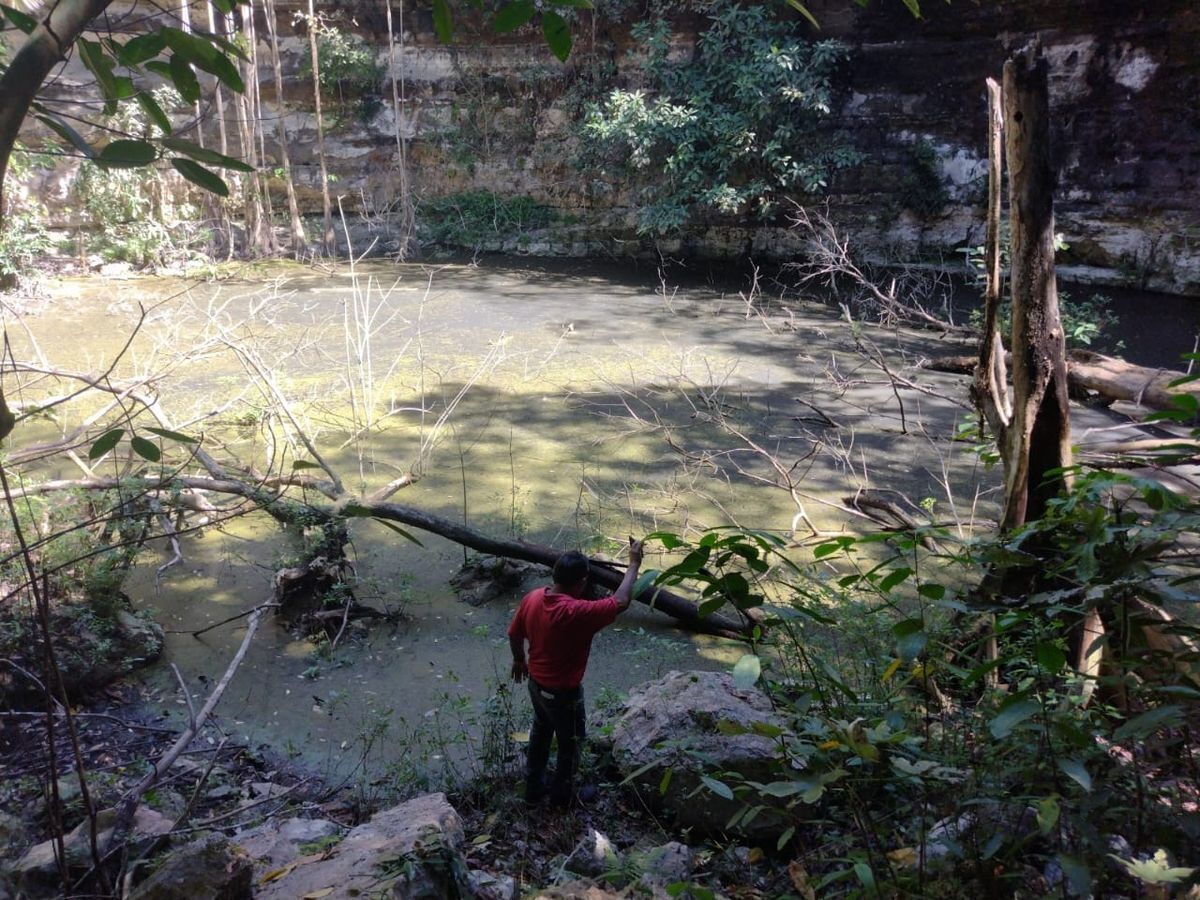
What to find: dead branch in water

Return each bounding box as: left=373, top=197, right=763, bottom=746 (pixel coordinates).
left=786, top=204, right=972, bottom=335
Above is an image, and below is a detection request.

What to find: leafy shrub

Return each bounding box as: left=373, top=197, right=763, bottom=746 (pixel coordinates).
left=962, top=227, right=1122, bottom=351
left=642, top=467, right=1200, bottom=896
left=301, top=19, right=384, bottom=126
left=581, top=3, right=859, bottom=235
left=70, top=87, right=204, bottom=267
left=417, top=191, right=557, bottom=250
left=897, top=139, right=950, bottom=219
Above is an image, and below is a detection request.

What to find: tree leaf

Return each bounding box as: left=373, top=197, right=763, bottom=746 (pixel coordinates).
left=88, top=428, right=125, bottom=459
left=96, top=139, right=157, bottom=169
left=878, top=566, right=912, bottom=593
left=1036, top=641, right=1067, bottom=674
left=171, top=158, right=230, bottom=196
left=371, top=518, right=424, bottom=547
left=135, top=93, right=172, bottom=136
left=0, top=4, right=37, bottom=33
left=130, top=435, right=162, bottom=462
left=118, top=32, right=167, bottom=66
left=493, top=1, right=535, bottom=33
left=892, top=617, right=926, bottom=661
left=989, top=699, right=1042, bottom=739
left=917, top=582, right=946, bottom=600
left=731, top=654, right=761, bottom=689
left=432, top=0, right=453, bottom=43
left=646, top=531, right=685, bottom=549
left=781, top=0, right=820, bottom=28
left=161, top=138, right=253, bottom=172
left=542, top=11, right=571, bottom=62
left=1058, top=758, right=1092, bottom=793
left=699, top=775, right=734, bottom=801
left=1112, top=705, right=1183, bottom=742
left=169, top=54, right=201, bottom=103
left=34, top=114, right=96, bottom=159
left=144, top=426, right=198, bottom=444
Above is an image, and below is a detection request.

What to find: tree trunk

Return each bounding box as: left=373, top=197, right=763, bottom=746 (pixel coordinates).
left=386, top=0, right=416, bottom=258
left=306, top=0, right=335, bottom=255
left=179, top=0, right=204, bottom=145
left=262, top=0, right=306, bottom=255
left=243, top=1, right=278, bottom=256
left=973, top=76, right=1012, bottom=442
left=206, top=0, right=234, bottom=257
left=1001, top=43, right=1072, bottom=531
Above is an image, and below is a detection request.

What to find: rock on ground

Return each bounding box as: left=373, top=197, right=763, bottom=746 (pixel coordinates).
left=12, top=806, right=172, bottom=892
left=234, top=817, right=340, bottom=870
left=253, top=793, right=467, bottom=900
left=128, top=834, right=252, bottom=900
left=609, top=670, right=788, bottom=840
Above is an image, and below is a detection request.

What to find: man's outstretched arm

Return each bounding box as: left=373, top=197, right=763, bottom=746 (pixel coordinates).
left=613, top=538, right=645, bottom=613
left=509, top=633, right=528, bottom=683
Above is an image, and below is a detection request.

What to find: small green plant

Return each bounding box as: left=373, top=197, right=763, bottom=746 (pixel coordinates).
left=417, top=191, right=556, bottom=250
left=897, top=139, right=949, bottom=219
left=962, top=228, right=1122, bottom=351
left=300, top=16, right=384, bottom=126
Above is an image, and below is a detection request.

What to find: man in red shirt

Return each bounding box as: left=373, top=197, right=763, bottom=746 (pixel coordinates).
left=508, top=539, right=645, bottom=808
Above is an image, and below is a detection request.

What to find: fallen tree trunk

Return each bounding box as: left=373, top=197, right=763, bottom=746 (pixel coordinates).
left=10, top=476, right=754, bottom=639
left=353, top=501, right=753, bottom=638
left=927, top=349, right=1200, bottom=414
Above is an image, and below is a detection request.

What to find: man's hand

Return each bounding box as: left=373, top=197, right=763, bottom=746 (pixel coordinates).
left=511, top=658, right=528, bottom=683
left=614, top=537, right=646, bottom=613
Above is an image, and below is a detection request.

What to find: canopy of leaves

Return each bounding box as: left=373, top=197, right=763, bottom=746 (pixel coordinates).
left=581, top=2, right=859, bottom=235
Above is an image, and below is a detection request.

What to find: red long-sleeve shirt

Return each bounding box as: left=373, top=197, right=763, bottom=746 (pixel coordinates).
left=508, top=586, right=619, bottom=690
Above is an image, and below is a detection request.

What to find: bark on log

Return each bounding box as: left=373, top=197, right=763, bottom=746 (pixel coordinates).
left=1068, top=350, right=1200, bottom=412
left=927, top=350, right=1200, bottom=416
left=8, top=475, right=754, bottom=638
left=355, top=501, right=754, bottom=638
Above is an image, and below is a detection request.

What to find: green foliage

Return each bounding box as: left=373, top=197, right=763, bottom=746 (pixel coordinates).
left=897, top=139, right=949, bottom=219
left=417, top=191, right=557, bottom=250
left=962, top=228, right=1123, bottom=351
left=581, top=3, right=859, bottom=235
left=21, top=7, right=250, bottom=196
left=644, top=473, right=1200, bottom=896
left=303, top=19, right=384, bottom=126
left=69, top=87, right=219, bottom=267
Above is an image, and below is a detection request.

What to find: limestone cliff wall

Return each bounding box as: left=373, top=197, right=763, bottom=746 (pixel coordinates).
left=25, top=0, right=1200, bottom=293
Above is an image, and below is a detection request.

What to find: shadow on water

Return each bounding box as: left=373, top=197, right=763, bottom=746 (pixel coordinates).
left=27, top=253, right=1188, bottom=786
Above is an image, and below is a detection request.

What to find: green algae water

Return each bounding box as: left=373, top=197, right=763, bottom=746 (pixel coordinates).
left=5, top=257, right=993, bottom=782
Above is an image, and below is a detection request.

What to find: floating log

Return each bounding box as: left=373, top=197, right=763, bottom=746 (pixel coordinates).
left=925, top=350, right=1200, bottom=415
left=359, top=500, right=756, bottom=639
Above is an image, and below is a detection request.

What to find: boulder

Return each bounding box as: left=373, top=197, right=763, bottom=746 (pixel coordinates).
left=533, top=880, right=627, bottom=900
left=468, top=869, right=515, bottom=900
left=632, top=843, right=693, bottom=894
left=254, top=793, right=467, bottom=900
left=609, top=671, right=788, bottom=839
left=564, top=829, right=619, bottom=878
left=12, top=806, right=172, bottom=891
left=128, top=834, right=252, bottom=900
left=234, top=817, right=340, bottom=870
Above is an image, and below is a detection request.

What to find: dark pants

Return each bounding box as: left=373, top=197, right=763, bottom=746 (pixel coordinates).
left=526, top=679, right=585, bottom=806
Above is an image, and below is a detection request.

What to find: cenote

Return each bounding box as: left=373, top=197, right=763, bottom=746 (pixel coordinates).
left=6, top=255, right=1004, bottom=783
